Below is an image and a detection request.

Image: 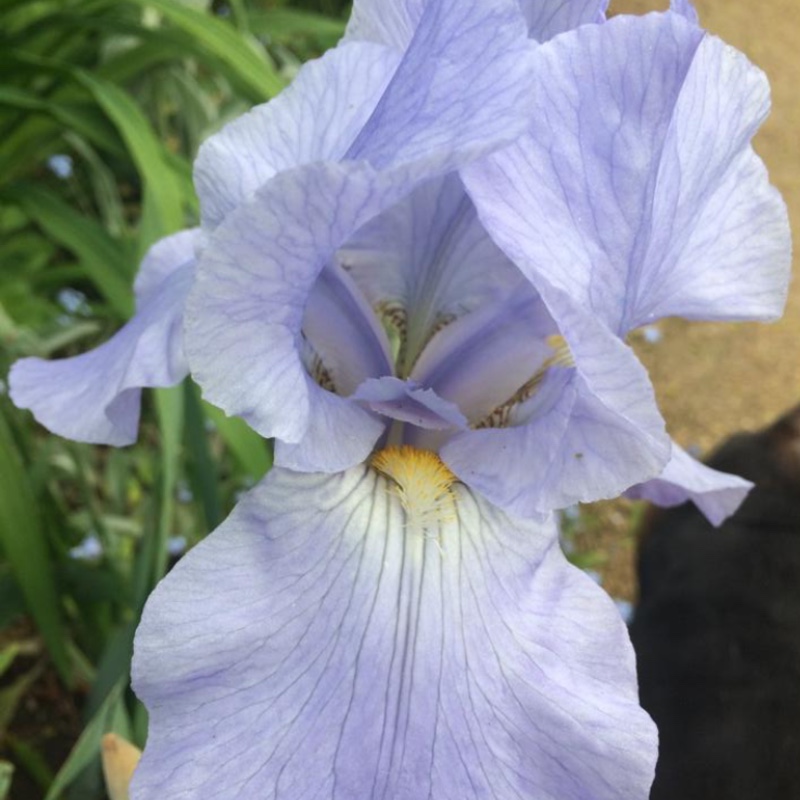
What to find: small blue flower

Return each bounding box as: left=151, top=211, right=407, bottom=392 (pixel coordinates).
left=7, top=0, right=791, bottom=798
left=641, top=325, right=663, bottom=345
left=57, top=287, right=90, bottom=316
left=47, top=153, right=73, bottom=179
left=69, top=533, right=103, bottom=561
left=166, top=535, right=187, bottom=557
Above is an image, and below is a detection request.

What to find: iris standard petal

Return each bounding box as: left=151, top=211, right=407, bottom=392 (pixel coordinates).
left=186, top=161, right=408, bottom=455
left=670, top=0, right=699, bottom=24
left=198, top=0, right=534, bottom=235
left=337, top=174, right=528, bottom=374
left=626, top=442, right=753, bottom=526
left=520, top=0, right=607, bottom=41
left=442, top=291, right=670, bottom=516
left=342, top=0, right=424, bottom=50
left=345, top=0, right=534, bottom=175
left=132, top=460, right=657, bottom=800
left=194, top=42, right=400, bottom=230
left=462, top=11, right=790, bottom=336
left=343, top=0, right=608, bottom=54
left=9, top=229, right=198, bottom=445
left=343, top=0, right=604, bottom=52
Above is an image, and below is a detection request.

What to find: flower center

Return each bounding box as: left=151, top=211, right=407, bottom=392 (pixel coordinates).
left=372, top=445, right=457, bottom=534
left=375, top=301, right=459, bottom=379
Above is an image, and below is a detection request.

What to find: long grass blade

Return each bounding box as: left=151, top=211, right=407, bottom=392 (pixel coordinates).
left=42, top=678, right=127, bottom=800
left=0, top=411, right=70, bottom=683
left=72, top=71, right=186, bottom=245
left=183, top=381, right=222, bottom=531
left=124, top=0, right=284, bottom=101
left=202, top=401, right=273, bottom=481
left=2, top=183, right=134, bottom=317
left=131, top=385, right=184, bottom=610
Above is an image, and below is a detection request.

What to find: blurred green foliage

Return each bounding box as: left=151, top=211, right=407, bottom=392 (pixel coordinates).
left=0, top=0, right=346, bottom=796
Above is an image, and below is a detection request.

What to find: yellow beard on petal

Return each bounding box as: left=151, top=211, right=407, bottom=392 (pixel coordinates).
left=371, top=445, right=457, bottom=537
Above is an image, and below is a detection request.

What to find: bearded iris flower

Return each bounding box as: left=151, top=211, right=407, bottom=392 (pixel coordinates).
left=9, top=0, right=790, bottom=797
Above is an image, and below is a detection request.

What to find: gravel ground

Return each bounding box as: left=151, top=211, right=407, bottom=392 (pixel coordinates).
left=574, top=0, right=800, bottom=602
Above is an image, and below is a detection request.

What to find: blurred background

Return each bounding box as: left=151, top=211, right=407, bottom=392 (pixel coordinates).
left=0, top=0, right=796, bottom=798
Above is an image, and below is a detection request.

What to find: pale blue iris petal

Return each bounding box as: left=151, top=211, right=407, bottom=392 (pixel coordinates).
left=132, top=467, right=657, bottom=800
left=197, top=0, right=535, bottom=234
left=410, top=289, right=553, bottom=424
left=463, top=13, right=702, bottom=335
left=670, top=0, right=699, bottom=24
left=187, top=162, right=410, bottom=455
left=194, top=42, right=400, bottom=230
left=463, top=12, right=789, bottom=336
left=342, top=0, right=423, bottom=50
left=634, top=34, right=789, bottom=325
left=274, top=387, right=385, bottom=472
left=345, top=0, right=606, bottom=49
left=520, top=0, right=607, bottom=41
left=443, top=293, right=669, bottom=516
left=337, top=174, right=526, bottom=363
left=345, top=0, right=534, bottom=175
left=303, top=263, right=394, bottom=397
left=442, top=369, right=577, bottom=516
left=626, top=442, right=753, bottom=526
left=352, top=376, right=467, bottom=430
left=9, top=229, right=199, bottom=445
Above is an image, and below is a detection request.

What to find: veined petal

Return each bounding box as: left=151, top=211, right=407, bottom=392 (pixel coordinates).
left=345, top=0, right=535, bottom=174
left=199, top=0, right=534, bottom=236
left=344, top=0, right=608, bottom=47
left=195, top=42, right=400, bottom=230
left=637, top=32, right=789, bottom=325
left=626, top=442, right=753, bottom=526
left=410, top=288, right=554, bottom=424
left=187, top=161, right=410, bottom=455
left=352, top=376, right=468, bottom=430
left=670, top=0, right=699, bottom=24
left=342, top=0, right=424, bottom=50
left=342, top=0, right=597, bottom=51
left=442, top=290, right=670, bottom=516
left=337, top=174, right=528, bottom=373
left=132, top=462, right=656, bottom=800
left=520, top=0, right=607, bottom=41
left=9, top=229, right=198, bottom=445
left=274, top=388, right=385, bottom=473
left=303, top=263, right=394, bottom=397
left=463, top=12, right=790, bottom=336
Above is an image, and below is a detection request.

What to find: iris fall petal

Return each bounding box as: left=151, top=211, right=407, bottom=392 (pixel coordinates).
left=132, top=464, right=657, bottom=799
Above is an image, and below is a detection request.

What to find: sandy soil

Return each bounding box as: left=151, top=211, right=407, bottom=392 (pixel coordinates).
left=576, top=0, right=800, bottom=601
